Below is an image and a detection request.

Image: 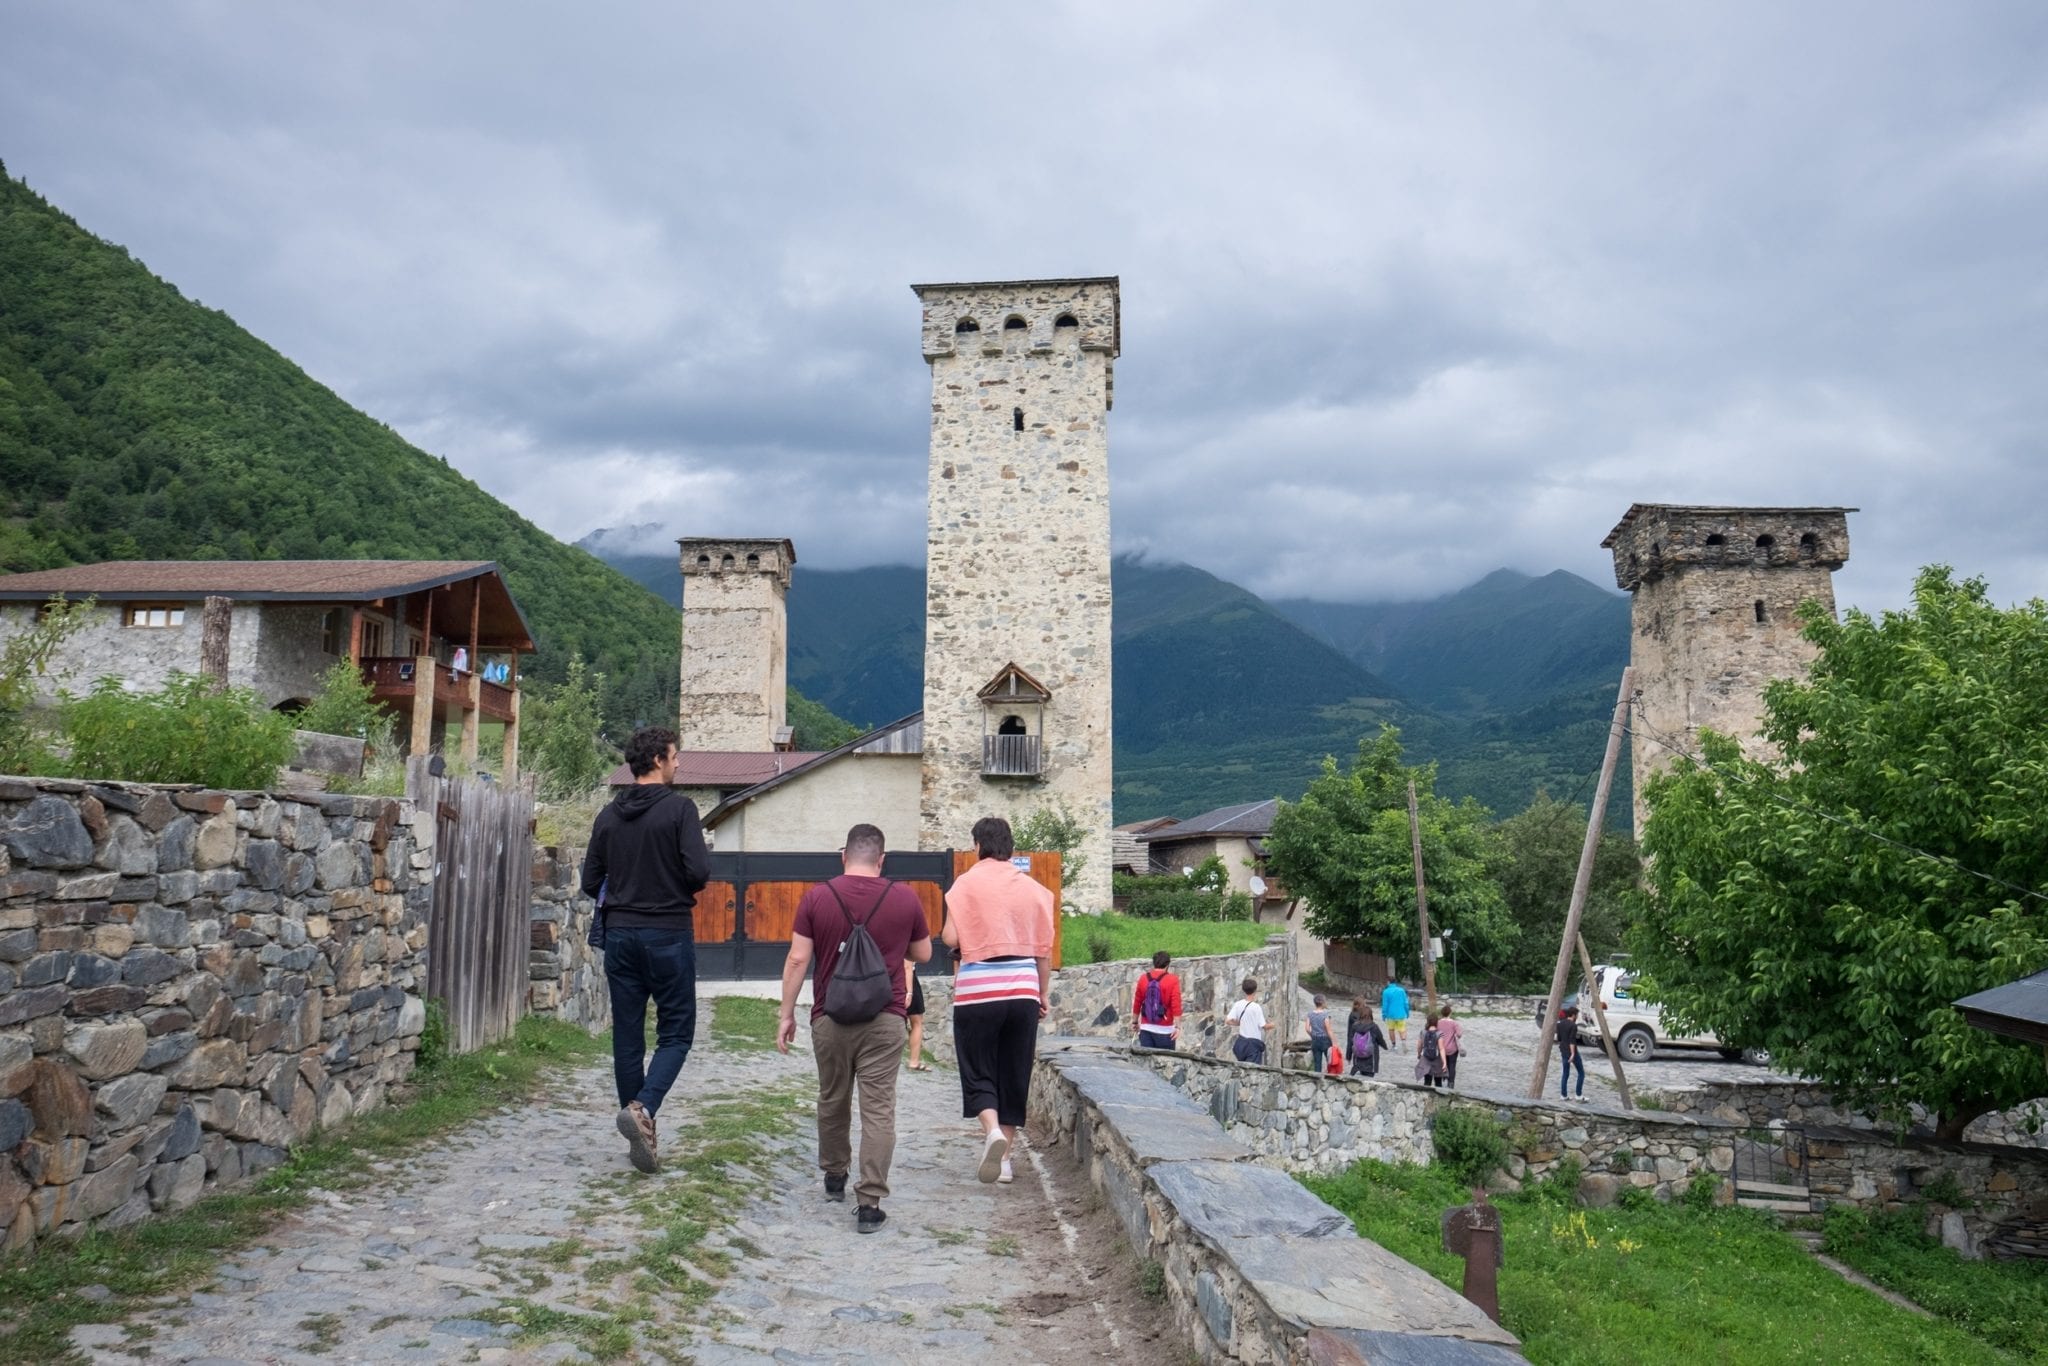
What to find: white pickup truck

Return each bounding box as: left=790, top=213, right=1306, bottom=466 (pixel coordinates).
left=1537, top=964, right=1771, bottom=1066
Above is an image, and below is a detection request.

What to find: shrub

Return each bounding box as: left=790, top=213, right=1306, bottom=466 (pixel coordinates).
left=416, top=998, right=450, bottom=1071
left=1086, top=927, right=1115, bottom=964
left=1617, top=1183, right=1658, bottom=1212
left=1684, top=1172, right=1721, bottom=1212
left=1527, top=1154, right=1583, bottom=1206
left=1918, top=1171, right=1970, bottom=1209
left=1116, top=867, right=1255, bottom=921
left=1431, top=1108, right=1509, bottom=1188
left=59, top=674, right=295, bottom=788
left=1016, top=801, right=1091, bottom=909
left=523, top=658, right=614, bottom=800
left=293, top=660, right=388, bottom=741
left=0, top=595, right=91, bottom=774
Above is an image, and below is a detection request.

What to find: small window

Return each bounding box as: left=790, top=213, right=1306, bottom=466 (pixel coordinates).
left=955, top=317, right=980, bottom=334
left=320, top=608, right=346, bottom=655
left=720, top=553, right=735, bottom=571
left=1754, top=600, right=1767, bottom=623
left=1054, top=313, right=1078, bottom=329
left=998, top=714, right=1028, bottom=735
left=1755, top=534, right=1776, bottom=549
left=1704, top=533, right=1726, bottom=546
left=696, top=554, right=711, bottom=570
left=1004, top=315, right=1027, bottom=331
left=746, top=552, right=760, bottom=570
left=126, top=603, right=186, bottom=628
left=1799, top=532, right=1818, bottom=551
left=1013, top=407, right=1025, bottom=432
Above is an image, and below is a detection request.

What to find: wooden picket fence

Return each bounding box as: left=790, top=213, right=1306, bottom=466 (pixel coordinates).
left=409, top=758, right=534, bottom=1054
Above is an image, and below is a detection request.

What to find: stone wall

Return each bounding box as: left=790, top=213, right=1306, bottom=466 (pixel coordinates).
left=527, top=846, right=608, bottom=1032
left=0, top=778, right=429, bottom=1249
left=0, top=602, right=341, bottom=713
left=916, top=278, right=1118, bottom=915
left=1031, top=1037, right=1524, bottom=1363
left=1807, top=1130, right=2048, bottom=1261
left=1648, top=1079, right=2048, bottom=1151
left=914, top=936, right=1296, bottom=1069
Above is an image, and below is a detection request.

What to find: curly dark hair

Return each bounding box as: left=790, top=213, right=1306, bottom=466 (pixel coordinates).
left=623, top=726, right=678, bottom=778
left=972, top=815, right=1014, bottom=860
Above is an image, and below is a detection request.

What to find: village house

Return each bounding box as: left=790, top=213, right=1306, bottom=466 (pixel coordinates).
left=0, top=559, right=534, bottom=772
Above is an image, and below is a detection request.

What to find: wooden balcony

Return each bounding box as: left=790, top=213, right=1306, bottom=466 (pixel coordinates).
left=362, top=657, right=517, bottom=723
left=982, top=733, right=1043, bottom=777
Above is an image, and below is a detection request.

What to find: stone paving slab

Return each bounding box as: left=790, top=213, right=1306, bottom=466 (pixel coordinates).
left=1149, top=1159, right=1357, bottom=1242
left=1228, top=1234, right=1520, bottom=1348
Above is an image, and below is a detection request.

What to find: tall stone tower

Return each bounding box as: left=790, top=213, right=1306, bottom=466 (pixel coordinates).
left=677, top=537, right=794, bottom=753
left=913, top=277, right=1118, bottom=913
left=1602, top=504, right=1854, bottom=833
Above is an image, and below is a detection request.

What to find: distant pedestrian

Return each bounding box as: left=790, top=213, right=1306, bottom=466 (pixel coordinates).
left=1556, top=1005, right=1586, bottom=1102
left=1437, top=1003, right=1465, bottom=1089
left=581, top=726, right=710, bottom=1174
left=1133, top=951, right=1183, bottom=1050
left=1226, top=977, right=1274, bottom=1064
left=1346, top=997, right=1387, bottom=1077
left=1305, top=994, right=1333, bottom=1074
left=942, top=817, right=1054, bottom=1186
left=1416, top=1010, right=1449, bottom=1088
left=776, top=824, right=932, bottom=1233
left=1380, top=977, right=1411, bottom=1052
left=904, top=962, right=930, bottom=1071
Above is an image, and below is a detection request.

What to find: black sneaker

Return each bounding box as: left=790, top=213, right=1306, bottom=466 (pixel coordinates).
left=856, top=1204, right=887, bottom=1234
left=824, top=1173, right=847, bottom=1202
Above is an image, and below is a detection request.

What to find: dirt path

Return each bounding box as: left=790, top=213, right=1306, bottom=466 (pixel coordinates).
left=70, top=1006, right=1176, bottom=1365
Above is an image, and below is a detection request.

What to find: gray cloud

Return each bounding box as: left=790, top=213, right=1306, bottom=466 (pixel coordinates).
left=5, top=2, right=2047, bottom=607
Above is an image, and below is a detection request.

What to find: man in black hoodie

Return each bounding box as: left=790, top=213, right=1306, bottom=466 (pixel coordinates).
left=582, top=726, right=710, bottom=1173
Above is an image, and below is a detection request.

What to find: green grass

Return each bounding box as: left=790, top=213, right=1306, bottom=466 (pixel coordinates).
left=1823, top=1206, right=2048, bottom=1360
left=1304, top=1159, right=2017, bottom=1365
left=1072, top=913, right=1275, bottom=965
left=709, top=995, right=782, bottom=1052
left=0, top=1016, right=606, bottom=1366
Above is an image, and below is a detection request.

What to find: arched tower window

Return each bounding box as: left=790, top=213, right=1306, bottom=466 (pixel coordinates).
left=1755, top=534, right=1776, bottom=549
left=1799, top=532, right=1818, bottom=555
left=696, top=554, right=711, bottom=571
left=1754, top=600, right=1767, bottom=624
left=998, top=714, right=1027, bottom=735
left=720, top=553, right=735, bottom=571
left=955, top=317, right=980, bottom=334
left=1004, top=315, right=1027, bottom=331
left=1054, top=313, right=1078, bottom=330
left=746, top=552, right=760, bottom=570
left=1704, top=534, right=1726, bottom=546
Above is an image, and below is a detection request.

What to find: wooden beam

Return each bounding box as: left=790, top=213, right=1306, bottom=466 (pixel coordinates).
left=411, top=653, right=436, bottom=757
left=199, top=596, right=233, bottom=692
left=467, top=580, right=481, bottom=669
left=501, top=681, right=521, bottom=781
left=421, top=591, right=435, bottom=654
left=347, top=608, right=364, bottom=667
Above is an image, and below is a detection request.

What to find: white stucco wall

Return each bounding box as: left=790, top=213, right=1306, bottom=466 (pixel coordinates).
left=712, top=753, right=921, bottom=853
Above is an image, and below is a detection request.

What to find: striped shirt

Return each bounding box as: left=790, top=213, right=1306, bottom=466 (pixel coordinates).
left=953, top=959, right=1041, bottom=1008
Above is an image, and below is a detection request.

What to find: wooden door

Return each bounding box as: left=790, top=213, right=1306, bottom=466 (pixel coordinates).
left=694, top=882, right=738, bottom=944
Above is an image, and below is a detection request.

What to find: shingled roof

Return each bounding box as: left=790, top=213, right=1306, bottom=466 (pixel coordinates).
left=1137, top=798, right=1280, bottom=842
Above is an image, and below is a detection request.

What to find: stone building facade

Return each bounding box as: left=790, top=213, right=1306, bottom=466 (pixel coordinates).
left=914, top=278, right=1118, bottom=912
left=0, top=601, right=338, bottom=711
left=677, top=538, right=794, bottom=754
left=1602, top=504, right=1854, bottom=832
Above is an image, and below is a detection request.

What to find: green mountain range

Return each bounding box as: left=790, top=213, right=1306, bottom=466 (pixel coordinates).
left=0, top=165, right=701, bottom=736
left=582, top=530, right=1632, bottom=824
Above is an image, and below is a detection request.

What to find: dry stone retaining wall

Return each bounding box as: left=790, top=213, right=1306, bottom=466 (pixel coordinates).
left=527, top=846, right=607, bottom=1031
left=1648, top=1078, right=2048, bottom=1151
left=0, top=777, right=429, bottom=1249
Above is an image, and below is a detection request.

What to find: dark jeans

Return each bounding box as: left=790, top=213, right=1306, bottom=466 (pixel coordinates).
left=1559, top=1046, right=1585, bottom=1098
left=1446, top=1052, right=1459, bottom=1088
left=1310, top=1037, right=1330, bottom=1073
left=604, top=924, right=697, bottom=1116
left=1137, top=1030, right=1176, bottom=1050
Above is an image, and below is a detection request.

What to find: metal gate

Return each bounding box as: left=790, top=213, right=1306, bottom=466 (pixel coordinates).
left=1732, top=1128, right=1812, bottom=1214
left=695, top=851, right=959, bottom=981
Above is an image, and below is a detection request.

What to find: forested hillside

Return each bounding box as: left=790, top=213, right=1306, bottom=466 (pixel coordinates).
left=0, top=166, right=683, bottom=733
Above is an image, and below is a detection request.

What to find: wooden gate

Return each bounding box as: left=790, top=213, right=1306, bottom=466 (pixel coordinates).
left=695, top=849, right=1062, bottom=980
left=412, top=761, right=533, bottom=1053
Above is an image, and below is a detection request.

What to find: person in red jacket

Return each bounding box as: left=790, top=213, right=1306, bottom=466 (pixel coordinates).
left=1133, top=951, right=1183, bottom=1050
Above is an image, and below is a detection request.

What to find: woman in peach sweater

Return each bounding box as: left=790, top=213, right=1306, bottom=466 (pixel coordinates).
left=941, top=816, right=1055, bottom=1185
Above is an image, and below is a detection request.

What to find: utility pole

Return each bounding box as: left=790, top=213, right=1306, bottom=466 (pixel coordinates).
left=1408, top=779, right=1439, bottom=1013
left=1527, top=666, right=1634, bottom=1100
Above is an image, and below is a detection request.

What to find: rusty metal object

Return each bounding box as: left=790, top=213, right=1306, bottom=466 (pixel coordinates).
left=1442, top=1189, right=1505, bottom=1324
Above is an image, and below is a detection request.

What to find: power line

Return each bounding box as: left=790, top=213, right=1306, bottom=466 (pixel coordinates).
left=1627, top=701, right=2048, bottom=907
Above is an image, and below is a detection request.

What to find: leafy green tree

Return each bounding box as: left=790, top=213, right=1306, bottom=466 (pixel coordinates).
left=523, top=658, right=614, bottom=800
left=60, top=674, right=295, bottom=788
left=294, top=660, right=388, bottom=741
left=1491, top=792, right=1639, bottom=987
left=1014, top=801, right=1094, bottom=912
left=1265, top=726, right=1515, bottom=970
left=1629, top=568, right=2048, bottom=1139
left=0, top=595, right=91, bottom=773
left=785, top=688, right=862, bottom=752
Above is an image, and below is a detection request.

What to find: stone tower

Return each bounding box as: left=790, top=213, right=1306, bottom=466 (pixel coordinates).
left=913, top=277, right=1118, bottom=913
left=1602, top=504, right=1854, bottom=833
left=677, top=537, right=794, bottom=753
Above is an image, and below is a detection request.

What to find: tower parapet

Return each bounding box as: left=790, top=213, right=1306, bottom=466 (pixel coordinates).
left=677, top=537, right=795, bottom=753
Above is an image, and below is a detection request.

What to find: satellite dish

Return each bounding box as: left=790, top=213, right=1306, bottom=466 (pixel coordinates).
left=1181, top=866, right=1194, bottom=878
left=1248, top=875, right=1267, bottom=897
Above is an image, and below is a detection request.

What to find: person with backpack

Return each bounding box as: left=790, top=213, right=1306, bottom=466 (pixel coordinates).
left=1132, top=951, right=1183, bottom=1050
left=581, top=726, right=710, bottom=1176
left=1225, top=977, right=1275, bottom=1064
left=1415, top=1010, right=1449, bottom=1088
left=1304, top=993, right=1334, bottom=1074
left=941, top=816, right=1055, bottom=1186
left=1346, top=997, right=1387, bottom=1077
left=776, top=824, right=932, bottom=1233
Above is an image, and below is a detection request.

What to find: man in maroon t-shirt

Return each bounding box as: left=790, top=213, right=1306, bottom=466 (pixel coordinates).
left=776, top=823, right=931, bottom=1233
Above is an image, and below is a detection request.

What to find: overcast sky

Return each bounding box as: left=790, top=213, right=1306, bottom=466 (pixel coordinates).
left=6, top=4, right=2046, bottom=610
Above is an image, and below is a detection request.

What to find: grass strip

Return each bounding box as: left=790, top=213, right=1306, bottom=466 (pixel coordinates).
left=1069, top=913, right=1275, bottom=966
left=1822, top=1206, right=2048, bottom=1360
left=0, top=1016, right=606, bottom=1366
left=708, top=995, right=782, bottom=1052
left=1304, top=1158, right=2019, bottom=1365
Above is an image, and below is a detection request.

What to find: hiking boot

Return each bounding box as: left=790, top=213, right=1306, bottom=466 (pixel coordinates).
left=617, top=1102, right=659, bottom=1174
left=977, top=1130, right=1010, bottom=1185
left=824, top=1172, right=848, bottom=1202
left=857, top=1204, right=888, bottom=1234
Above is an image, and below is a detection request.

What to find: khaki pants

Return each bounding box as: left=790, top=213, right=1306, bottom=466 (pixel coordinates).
left=810, top=1012, right=908, bottom=1206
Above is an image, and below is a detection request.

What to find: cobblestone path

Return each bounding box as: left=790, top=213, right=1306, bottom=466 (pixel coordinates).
left=74, top=1006, right=1174, bottom=1365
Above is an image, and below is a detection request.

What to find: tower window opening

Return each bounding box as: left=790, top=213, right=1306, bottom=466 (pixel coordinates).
left=746, top=552, right=760, bottom=570
left=1054, top=313, right=1078, bottom=329
left=1704, top=533, right=1726, bottom=546
left=1013, top=407, right=1024, bottom=432
left=1799, top=532, right=1818, bottom=551
left=720, top=553, right=735, bottom=571
left=1755, top=534, right=1776, bottom=549
left=1004, top=315, right=1027, bottom=331
left=1754, top=599, right=1767, bottom=623
left=997, top=714, right=1027, bottom=735
left=955, top=317, right=979, bottom=333
left=696, top=554, right=710, bottom=570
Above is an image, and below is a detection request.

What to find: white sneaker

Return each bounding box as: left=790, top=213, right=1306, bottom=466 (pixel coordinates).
left=998, top=1159, right=1014, bottom=1185
left=977, top=1130, right=1010, bottom=1184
